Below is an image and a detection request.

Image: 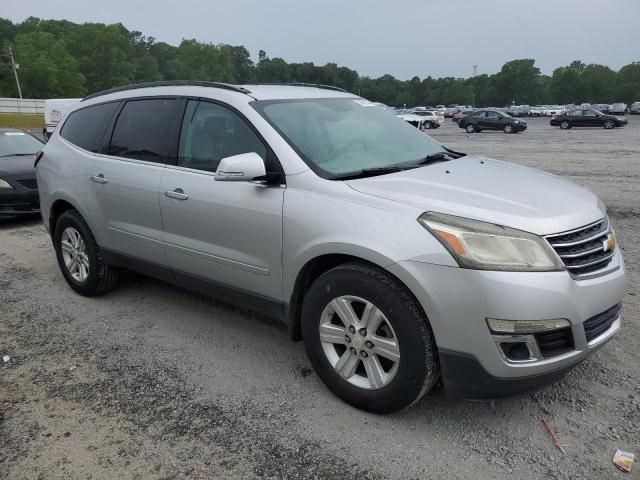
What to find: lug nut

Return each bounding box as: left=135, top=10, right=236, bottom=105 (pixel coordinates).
left=365, top=341, right=374, bottom=349
left=358, top=328, right=367, bottom=336
left=348, top=325, right=356, bottom=334
left=345, top=335, right=351, bottom=343
left=360, top=350, right=368, bottom=358
left=350, top=347, right=357, bottom=355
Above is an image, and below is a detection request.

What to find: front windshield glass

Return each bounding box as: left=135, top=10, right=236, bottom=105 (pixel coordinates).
left=0, top=131, right=43, bottom=157
left=253, top=98, right=446, bottom=178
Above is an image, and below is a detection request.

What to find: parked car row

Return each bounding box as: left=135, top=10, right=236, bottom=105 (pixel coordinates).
left=447, top=107, right=627, bottom=134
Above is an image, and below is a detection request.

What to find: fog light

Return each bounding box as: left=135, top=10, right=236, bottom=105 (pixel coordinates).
left=486, top=318, right=570, bottom=334
left=500, top=341, right=531, bottom=361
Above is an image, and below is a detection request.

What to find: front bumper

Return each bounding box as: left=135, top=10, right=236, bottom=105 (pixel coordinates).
left=388, top=250, right=625, bottom=398
left=0, top=177, right=40, bottom=218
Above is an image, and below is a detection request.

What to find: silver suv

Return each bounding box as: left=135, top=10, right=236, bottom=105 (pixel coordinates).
left=36, top=82, right=625, bottom=413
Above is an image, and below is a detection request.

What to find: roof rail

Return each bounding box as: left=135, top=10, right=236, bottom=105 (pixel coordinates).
left=82, top=80, right=252, bottom=101
left=251, top=83, right=348, bottom=93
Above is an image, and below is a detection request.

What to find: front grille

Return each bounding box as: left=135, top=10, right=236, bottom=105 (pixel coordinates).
left=583, top=304, right=621, bottom=343
left=535, top=328, right=574, bottom=358
left=545, top=218, right=615, bottom=277
left=16, top=178, right=38, bottom=189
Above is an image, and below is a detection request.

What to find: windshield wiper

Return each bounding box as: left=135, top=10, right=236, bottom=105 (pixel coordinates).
left=415, top=152, right=455, bottom=165
left=0, top=153, right=34, bottom=158
left=331, top=165, right=415, bottom=180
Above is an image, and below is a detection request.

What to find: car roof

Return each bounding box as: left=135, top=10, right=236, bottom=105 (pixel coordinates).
left=80, top=81, right=358, bottom=105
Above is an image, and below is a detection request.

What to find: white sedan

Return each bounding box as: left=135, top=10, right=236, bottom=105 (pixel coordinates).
left=397, top=110, right=444, bottom=129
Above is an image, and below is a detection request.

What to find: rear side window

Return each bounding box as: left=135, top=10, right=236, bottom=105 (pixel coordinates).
left=108, top=99, right=179, bottom=163
left=60, top=102, right=118, bottom=152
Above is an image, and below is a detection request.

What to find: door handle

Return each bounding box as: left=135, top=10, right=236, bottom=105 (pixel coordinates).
left=165, top=188, right=189, bottom=200
left=91, top=174, right=107, bottom=184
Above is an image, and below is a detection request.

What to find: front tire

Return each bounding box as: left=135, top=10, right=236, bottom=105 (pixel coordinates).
left=301, top=262, right=439, bottom=413
left=560, top=120, right=571, bottom=129
left=465, top=123, right=476, bottom=133
left=503, top=123, right=514, bottom=134
left=603, top=120, right=615, bottom=129
left=54, top=209, right=119, bottom=296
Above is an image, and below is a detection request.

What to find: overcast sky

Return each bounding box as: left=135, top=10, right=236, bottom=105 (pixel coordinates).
left=5, top=0, right=639, bottom=79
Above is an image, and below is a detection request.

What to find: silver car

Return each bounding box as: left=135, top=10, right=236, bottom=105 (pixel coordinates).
left=36, top=81, right=625, bottom=413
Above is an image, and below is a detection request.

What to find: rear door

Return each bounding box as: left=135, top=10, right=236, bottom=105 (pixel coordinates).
left=159, top=99, right=285, bottom=307
left=89, top=97, right=180, bottom=267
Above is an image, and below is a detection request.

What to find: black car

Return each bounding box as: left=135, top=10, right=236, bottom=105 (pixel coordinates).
left=0, top=128, right=44, bottom=219
left=457, top=109, right=527, bottom=133
left=550, top=109, right=627, bottom=129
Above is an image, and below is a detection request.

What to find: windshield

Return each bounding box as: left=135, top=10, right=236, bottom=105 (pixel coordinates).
left=253, top=98, right=447, bottom=178
left=0, top=131, right=43, bottom=157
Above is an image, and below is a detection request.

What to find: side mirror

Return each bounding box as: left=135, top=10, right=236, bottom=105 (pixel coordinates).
left=214, top=152, right=266, bottom=182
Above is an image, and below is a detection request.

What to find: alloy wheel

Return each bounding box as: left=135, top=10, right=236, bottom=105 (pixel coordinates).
left=319, top=295, right=400, bottom=390
left=60, top=226, right=90, bottom=282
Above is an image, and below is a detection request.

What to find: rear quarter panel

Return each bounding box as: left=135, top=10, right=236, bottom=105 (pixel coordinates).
left=37, top=134, right=95, bottom=236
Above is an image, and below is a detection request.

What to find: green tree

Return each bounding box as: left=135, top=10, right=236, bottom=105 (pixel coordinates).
left=66, top=23, right=134, bottom=92
left=617, top=62, right=640, bottom=104
left=11, top=31, right=86, bottom=97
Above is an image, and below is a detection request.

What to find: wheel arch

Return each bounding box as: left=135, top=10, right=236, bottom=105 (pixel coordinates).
left=286, top=251, right=427, bottom=342
left=48, top=196, right=95, bottom=240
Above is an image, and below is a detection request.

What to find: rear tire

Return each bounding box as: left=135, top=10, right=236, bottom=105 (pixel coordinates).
left=53, top=209, right=119, bottom=296
left=301, top=262, right=439, bottom=413
left=465, top=123, right=476, bottom=133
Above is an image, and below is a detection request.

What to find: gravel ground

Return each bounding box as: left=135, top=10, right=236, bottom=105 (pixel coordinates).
left=1, top=117, right=639, bottom=480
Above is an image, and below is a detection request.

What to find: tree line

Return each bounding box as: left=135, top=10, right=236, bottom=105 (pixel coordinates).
left=1, top=17, right=639, bottom=107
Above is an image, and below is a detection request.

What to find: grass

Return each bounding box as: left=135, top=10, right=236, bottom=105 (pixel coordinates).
left=0, top=113, right=44, bottom=130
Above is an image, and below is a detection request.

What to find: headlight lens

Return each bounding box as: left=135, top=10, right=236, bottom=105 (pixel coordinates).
left=0, top=179, right=14, bottom=189
left=418, top=212, right=564, bottom=272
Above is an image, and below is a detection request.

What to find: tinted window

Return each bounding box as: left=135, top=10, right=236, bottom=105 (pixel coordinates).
left=61, top=102, right=118, bottom=152
left=178, top=100, right=266, bottom=172
left=109, top=99, right=179, bottom=163
left=583, top=110, right=597, bottom=117
left=487, top=111, right=502, bottom=118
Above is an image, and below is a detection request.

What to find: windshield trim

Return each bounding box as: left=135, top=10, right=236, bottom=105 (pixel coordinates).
left=251, top=97, right=452, bottom=180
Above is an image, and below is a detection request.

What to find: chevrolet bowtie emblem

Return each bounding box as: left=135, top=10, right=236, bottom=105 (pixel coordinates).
left=603, top=233, right=616, bottom=252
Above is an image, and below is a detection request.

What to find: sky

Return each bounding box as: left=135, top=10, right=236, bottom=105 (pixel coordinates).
left=5, top=0, right=639, bottom=80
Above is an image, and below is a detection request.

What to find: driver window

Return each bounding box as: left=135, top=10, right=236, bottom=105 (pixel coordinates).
left=487, top=111, right=501, bottom=118
left=178, top=100, right=267, bottom=172
left=583, top=110, right=596, bottom=117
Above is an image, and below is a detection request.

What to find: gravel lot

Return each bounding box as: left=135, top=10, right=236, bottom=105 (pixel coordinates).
left=1, top=117, right=638, bottom=479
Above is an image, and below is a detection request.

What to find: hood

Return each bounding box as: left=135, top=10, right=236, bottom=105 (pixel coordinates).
left=347, top=156, right=604, bottom=235
left=0, top=155, right=36, bottom=177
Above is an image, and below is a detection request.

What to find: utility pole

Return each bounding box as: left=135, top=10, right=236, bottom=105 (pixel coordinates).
left=9, top=46, right=23, bottom=101
left=472, top=65, right=478, bottom=77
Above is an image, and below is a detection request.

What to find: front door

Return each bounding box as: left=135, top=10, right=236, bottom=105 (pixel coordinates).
left=89, top=98, right=180, bottom=267
left=159, top=99, right=285, bottom=308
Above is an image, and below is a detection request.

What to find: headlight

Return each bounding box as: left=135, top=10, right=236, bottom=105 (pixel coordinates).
left=0, top=179, right=14, bottom=189
left=418, top=212, right=564, bottom=272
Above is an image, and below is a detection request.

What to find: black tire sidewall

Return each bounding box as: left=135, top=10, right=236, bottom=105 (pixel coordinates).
left=301, top=265, right=434, bottom=413
left=53, top=211, right=103, bottom=295
left=504, top=123, right=513, bottom=133
left=466, top=123, right=475, bottom=133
